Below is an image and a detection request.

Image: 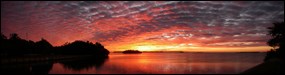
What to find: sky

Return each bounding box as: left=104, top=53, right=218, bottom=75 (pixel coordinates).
left=1, top=1, right=284, bottom=52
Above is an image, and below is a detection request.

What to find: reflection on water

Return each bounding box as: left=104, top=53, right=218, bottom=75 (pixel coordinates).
left=1, top=61, right=53, bottom=74
left=1, top=53, right=265, bottom=74
left=91, top=53, right=265, bottom=74
left=0, top=56, right=108, bottom=74
left=59, top=56, right=108, bottom=71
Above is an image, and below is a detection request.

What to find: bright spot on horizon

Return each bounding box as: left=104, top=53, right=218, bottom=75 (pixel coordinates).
left=135, top=45, right=157, bottom=51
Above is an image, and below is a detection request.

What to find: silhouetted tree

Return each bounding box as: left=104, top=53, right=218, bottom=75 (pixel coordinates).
left=1, top=33, right=55, bottom=55
left=1, top=33, right=8, bottom=55
left=35, top=38, right=53, bottom=54
left=1, top=33, right=7, bottom=40
left=54, top=40, right=109, bottom=57
left=264, top=22, right=285, bottom=61
left=5, top=33, right=29, bottom=55
left=9, top=33, right=21, bottom=40
left=267, top=22, right=285, bottom=48
left=36, top=38, right=53, bottom=48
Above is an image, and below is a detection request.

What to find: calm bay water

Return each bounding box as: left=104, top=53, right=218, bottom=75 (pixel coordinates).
left=48, top=52, right=265, bottom=74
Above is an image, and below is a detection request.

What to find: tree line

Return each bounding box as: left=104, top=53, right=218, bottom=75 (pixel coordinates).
left=0, top=33, right=109, bottom=57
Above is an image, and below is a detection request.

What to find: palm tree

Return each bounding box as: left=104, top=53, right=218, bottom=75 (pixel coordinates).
left=264, top=22, right=284, bottom=61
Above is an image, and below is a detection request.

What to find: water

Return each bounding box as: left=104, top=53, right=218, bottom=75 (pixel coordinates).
left=48, top=52, right=265, bottom=74
left=0, top=53, right=265, bottom=74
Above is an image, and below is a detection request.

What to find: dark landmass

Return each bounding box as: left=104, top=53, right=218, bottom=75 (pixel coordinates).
left=0, top=33, right=109, bottom=64
left=122, top=50, right=142, bottom=54
left=241, top=58, right=284, bottom=74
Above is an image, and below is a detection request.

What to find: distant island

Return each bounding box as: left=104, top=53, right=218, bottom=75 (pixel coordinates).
left=122, top=50, right=142, bottom=54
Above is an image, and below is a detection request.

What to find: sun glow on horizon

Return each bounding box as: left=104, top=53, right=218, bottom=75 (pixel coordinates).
left=135, top=45, right=157, bottom=51
left=107, top=43, right=271, bottom=52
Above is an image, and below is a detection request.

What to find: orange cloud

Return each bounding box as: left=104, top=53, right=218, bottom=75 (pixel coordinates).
left=102, top=24, right=271, bottom=52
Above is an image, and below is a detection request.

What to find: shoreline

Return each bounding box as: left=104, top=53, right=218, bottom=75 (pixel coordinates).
left=241, top=58, right=284, bottom=74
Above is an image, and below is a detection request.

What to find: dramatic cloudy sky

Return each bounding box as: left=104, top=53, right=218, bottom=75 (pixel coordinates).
left=1, top=1, right=284, bottom=52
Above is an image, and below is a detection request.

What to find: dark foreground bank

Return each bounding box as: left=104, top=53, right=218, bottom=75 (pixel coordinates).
left=241, top=58, right=284, bottom=74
